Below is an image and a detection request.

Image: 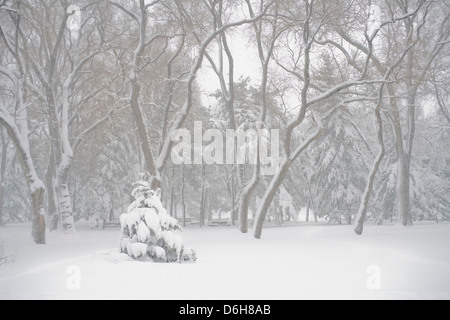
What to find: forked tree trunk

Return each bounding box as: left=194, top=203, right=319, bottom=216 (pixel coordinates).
left=130, top=78, right=159, bottom=189
left=254, top=119, right=322, bottom=239
left=237, top=0, right=279, bottom=234
left=354, top=70, right=394, bottom=234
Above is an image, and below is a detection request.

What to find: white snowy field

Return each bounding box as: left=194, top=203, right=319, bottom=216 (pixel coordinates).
left=0, top=222, right=449, bottom=300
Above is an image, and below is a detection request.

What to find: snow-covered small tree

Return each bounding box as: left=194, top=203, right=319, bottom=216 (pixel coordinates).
left=119, top=174, right=196, bottom=263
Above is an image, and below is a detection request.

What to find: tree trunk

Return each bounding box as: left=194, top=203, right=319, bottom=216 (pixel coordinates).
left=170, top=167, right=176, bottom=218
left=274, top=194, right=281, bottom=226
left=45, top=149, right=59, bottom=231
left=278, top=206, right=283, bottom=225
left=31, top=187, right=46, bottom=244
left=206, top=188, right=212, bottom=224
left=230, top=173, right=236, bottom=226
left=109, top=207, right=114, bottom=222
left=354, top=71, right=390, bottom=234
left=254, top=158, right=291, bottom=239
left=56, top=160, right=75, bottom=233
left=306, top=180, right=317, bottom=223
left=199, top=186, right=204, bottom=227
left=199, top=165, right=206, bottom=227
left=0, top=112, right=46, bottom=244
left=396, top=153, right=412, bottom=226
left=306, top=198, right=310, bottom=222
left=181, top=203, right=186, bottom=228
left=170, top=187, right=178, bottom=219
left=398, top=29, right=416, bottom=227
left=354, top=140, right=385, bottom=234
left=127, top=1, right=159, bottom=189
left=254, top=118, right=322, bottom=238
left=0, top=184, right=4, bottom=227
left=181, top=164, right=186, bottom=228
left=238, top=172, right=259, bottom=233
left=170, top=188, right=176, bottom=219
left=0, top=134, right=6, bottom=228
left=130, top=78, right=159, bottom=187
left=237, top=0, right=279, bottom=233
left=387, top=83, right=412, bottom=227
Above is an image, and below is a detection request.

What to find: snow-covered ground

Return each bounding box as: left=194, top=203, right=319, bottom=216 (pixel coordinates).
left=0, top=222, right=449, bottom=300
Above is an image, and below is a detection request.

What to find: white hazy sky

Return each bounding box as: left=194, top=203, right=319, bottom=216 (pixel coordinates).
left=197, top=33, right=262, bottom=107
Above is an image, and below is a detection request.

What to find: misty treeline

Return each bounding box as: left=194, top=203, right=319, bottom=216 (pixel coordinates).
left=0, top=0, right=449, bottom=243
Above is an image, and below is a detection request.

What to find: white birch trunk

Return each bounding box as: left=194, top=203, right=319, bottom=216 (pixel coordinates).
left=56, top=160, right=74, bottom=233
left=55, top=77, right=76, bottom=233
left=0, top=107, right=46, bottom=243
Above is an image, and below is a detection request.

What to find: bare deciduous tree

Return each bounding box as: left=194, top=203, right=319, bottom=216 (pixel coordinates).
left=0, top=6, right=46, bottom=243
left=337, top=0, right=450, bottom=227
left=110, top=0, right=274, bottom=191
left=253, top=0, right=386, bottom=239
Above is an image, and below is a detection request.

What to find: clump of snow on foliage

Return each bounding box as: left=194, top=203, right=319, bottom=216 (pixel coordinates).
left=120, top=237, right=132, bottom=254
left=148, top=245, right=167, bottom=262
left=126, top=211, right=140, bottom=234
left=173, top=235, right=183, bottom=255
left=137, top=221, right=151, bottom=243
left=144, top=209, right=161, bottom=238
left=131, top=243, right=148, bottom=259
left=119, top=174, right=196, bottom=263
left=145, top=192, right=164, bottom=211
left=161, top=230, right=175, bottom=248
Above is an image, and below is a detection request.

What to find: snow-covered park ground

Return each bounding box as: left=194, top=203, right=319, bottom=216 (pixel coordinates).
left=0, top=222, right=449, bottom=300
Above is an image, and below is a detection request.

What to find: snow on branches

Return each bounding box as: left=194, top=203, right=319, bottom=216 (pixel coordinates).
left=119, top=175, right=196, bottom=263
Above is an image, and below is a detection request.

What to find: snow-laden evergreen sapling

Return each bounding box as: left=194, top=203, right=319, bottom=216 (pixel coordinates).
left=120, top=175, right=196, bottom=263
